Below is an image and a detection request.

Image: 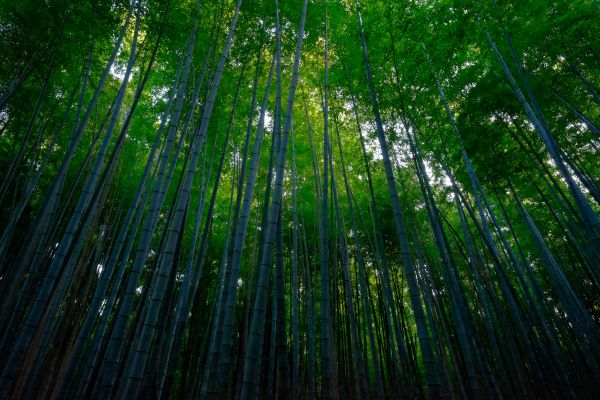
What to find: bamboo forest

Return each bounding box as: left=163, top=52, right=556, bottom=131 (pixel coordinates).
left=1, top=0, right=600, bottom=398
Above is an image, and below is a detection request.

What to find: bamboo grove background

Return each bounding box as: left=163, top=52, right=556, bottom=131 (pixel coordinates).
left=0, top=0, right=599, bottom=398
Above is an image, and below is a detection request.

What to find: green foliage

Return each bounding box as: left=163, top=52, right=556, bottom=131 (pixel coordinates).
left=0, top=0, right=598, bottom=398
